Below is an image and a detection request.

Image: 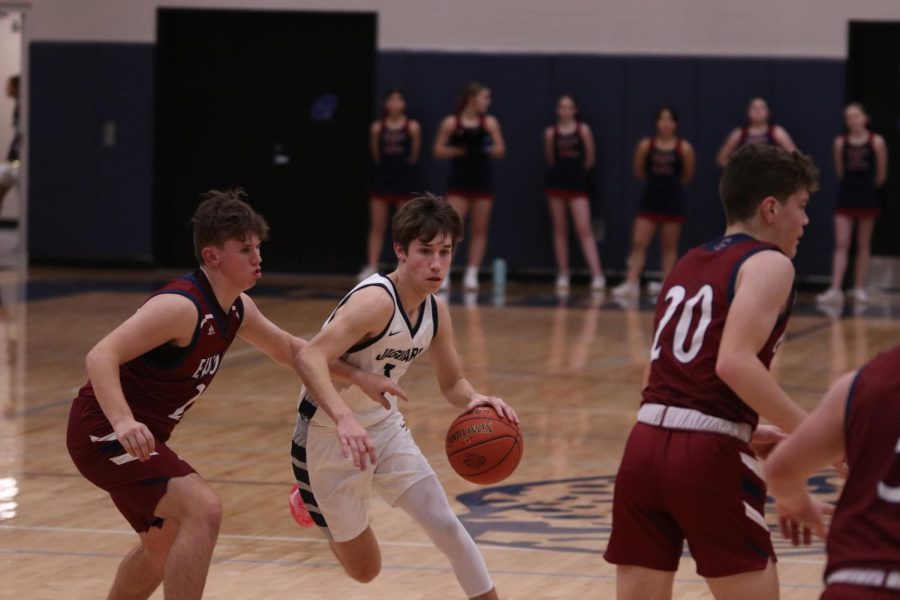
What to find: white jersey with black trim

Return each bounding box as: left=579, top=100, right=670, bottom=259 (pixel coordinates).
left=303, top=273, right=439, bottom=429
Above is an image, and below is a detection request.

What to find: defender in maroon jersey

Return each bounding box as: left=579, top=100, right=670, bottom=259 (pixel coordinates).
left=717, top=97, right=797, bottom=167
left=767, top=346, right=900, bottom=599
left=66, top=190, right=402, bottom=600
left=605, top=144, right=820, bottom=600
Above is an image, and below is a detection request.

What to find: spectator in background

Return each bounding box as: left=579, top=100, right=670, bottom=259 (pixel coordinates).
left=817, top=102, right=888, bottom=305
left=613, top=106, right=695, bottom=299
left=0, top=75, right=20, bottom=215
left=543, top=94, right=605, bottom=293
left=716, top=97, right=796, bottom=167
left=358, top=89, right=421, bottom=281
left=434, top=81, right=506, bottom=291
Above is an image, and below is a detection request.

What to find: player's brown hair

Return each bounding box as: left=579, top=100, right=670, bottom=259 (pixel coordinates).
left=719, top=144, right=819, bottom=224
left=192, top=189, right=270, bottom=265
left=392, top=192, right=463, bottom=252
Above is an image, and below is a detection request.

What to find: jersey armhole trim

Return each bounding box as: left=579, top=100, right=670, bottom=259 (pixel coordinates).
left=726, top=246, right=783, bottom=303
left=337, top=283, right=394, bottom=354
left=139, top=290, right=202, bottom=371
left=430, top=295, right=439, bottom=339
left=843, top=368, right=865, bottom=441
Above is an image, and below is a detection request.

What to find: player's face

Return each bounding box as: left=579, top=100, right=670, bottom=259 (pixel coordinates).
left=844, top=106, right=867, bottom=132
left=772, top=190, right=809, bottom=258
left=747, top=99, right=769, bottom=124
left=656, top=110, right=677, bottom=136
left=384, top=92, right=406, bottom=117
left=400, top=234, right=453, bottom=291
left=556, top=97, right=577, bottom=122
left=217, top=234, right=263, bottom=289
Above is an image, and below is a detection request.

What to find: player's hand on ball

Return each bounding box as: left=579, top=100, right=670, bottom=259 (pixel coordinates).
left=467, top=394, right=519, bottom=425
left=355, top=371, right=407, bottom=410
left=113, top=417, right=156, bottom=462
left=336, top=414, right=376, bottom=470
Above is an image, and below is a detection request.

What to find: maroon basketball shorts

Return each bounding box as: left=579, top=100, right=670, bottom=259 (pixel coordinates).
left=604, top=422, right=774, bottom=577
left=67, top=406, right=195, bottom=533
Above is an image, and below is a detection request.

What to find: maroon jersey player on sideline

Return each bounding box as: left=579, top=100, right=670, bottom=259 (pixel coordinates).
left=767, top=348, right=900, bottom=599
left=66, top=190, right=402, bottom=600
left=604, top=144, right=821, bottom=600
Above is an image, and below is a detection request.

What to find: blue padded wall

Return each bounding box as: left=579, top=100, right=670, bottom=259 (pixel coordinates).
left=30, top=43, right=844, bottom=277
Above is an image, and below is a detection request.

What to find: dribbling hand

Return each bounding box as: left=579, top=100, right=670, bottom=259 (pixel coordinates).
left=336, top=414, right=376, bottom=470
left=466, top=394, right=519, bottom=425
left=356, top=371, right=408, bottom=410
left=113, top=417, right=156, bottom=462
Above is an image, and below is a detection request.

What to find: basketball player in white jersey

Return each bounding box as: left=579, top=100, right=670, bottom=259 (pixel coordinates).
left=289, top=193, right=518, bottom=599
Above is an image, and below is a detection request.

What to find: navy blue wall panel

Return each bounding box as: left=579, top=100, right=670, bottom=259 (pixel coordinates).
left=30, top=42, right=153, bottom=261
left=28, top=43, right=844, bottom=277
left=29, top=44, right=100, bottom=258
left=770, top=60, right=845, bottom=277
left=95, top=44, right=154, bottom=259
left=478, top=54, right=554, bottom=269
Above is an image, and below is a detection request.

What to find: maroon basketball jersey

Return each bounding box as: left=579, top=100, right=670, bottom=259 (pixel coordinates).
left=75, top=270, right=244, bottom=441
left=825, top=346, right=900, bottom=578
left=642, top=234, right=793, bottom=428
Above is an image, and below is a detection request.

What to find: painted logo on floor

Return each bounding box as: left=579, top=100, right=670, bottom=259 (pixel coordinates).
left=456, top=473, right=841, bottom=556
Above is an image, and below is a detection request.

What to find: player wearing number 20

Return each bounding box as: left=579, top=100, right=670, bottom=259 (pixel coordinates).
left=66, top=190, right=399, bottom=600
left=605, top=144, right=820, bottom=600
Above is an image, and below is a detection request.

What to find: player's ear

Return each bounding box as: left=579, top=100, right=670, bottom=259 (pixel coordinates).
left=760, top=196, right=779, bottom=225
left=201, top=245, right=219, bottom=267
left=393, top=241, right=407, bottom=263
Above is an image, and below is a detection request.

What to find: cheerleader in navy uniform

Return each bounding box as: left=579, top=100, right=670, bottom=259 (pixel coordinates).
left=817, top=103, right=888, bottom=304
left=544, top=95, right=605, bottom=292
left=434, top=82, right=506, bottom=291
left=716, top=97, right=796, bottom=167
left=359, top=89, right=421, bottom=281
left=613, top=107, right=695, bottom=299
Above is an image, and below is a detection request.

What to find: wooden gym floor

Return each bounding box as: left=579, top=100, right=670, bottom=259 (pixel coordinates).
left=1, top=266, right=897, bottom=599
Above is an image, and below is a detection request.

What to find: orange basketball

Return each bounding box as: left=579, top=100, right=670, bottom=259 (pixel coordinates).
left=445, top=405, right=523, bottom=484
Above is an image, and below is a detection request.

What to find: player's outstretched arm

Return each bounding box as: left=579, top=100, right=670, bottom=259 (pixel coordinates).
left=427, top=297, right=518, bottom=424
left=86, top=293, right=198, bottom=461
left=236, top=294, right=407, bottom=405
left=716, top=250, right=807, bottom=433
left=295, top=287, right=396, bottom=469
left=765, top=371, right=853, bottom=540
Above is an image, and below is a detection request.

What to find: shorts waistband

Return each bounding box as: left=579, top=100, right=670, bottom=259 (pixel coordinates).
left=826, top=567, right=900, bottom=591
left=637, top=403, right=752, bottom=443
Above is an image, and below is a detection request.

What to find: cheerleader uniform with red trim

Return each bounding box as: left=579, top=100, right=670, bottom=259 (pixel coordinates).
left=638, top=138, right=687, bottom=223
left=371, top=118, right=417, bottom=203
left=447, top=115, right=494, bottom=201
left=545, top=123, right=589, bottom=200
left=836, top=133, right=880, bottom=218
